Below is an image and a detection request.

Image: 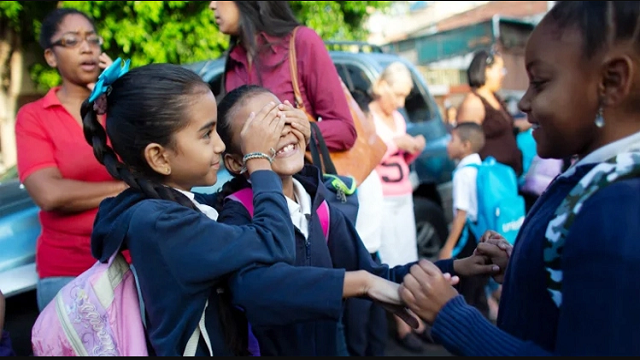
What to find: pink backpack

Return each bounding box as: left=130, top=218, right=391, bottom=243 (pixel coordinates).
left=520, top=155, right=564, bottom=196
left=31, top=253, right=212, bottom=356
left=227, top=188, right=330, bottom=240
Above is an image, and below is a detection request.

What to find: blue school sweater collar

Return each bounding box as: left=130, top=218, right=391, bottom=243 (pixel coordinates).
left=562, top=130, right=640, bottom=178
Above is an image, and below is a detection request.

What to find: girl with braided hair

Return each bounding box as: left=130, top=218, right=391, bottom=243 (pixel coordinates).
left=81, top=61, right=416, bottom=356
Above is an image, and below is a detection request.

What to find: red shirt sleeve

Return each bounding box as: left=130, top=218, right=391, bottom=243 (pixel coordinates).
left=15, top=105, right=57, bottom=183
left=296, top=27, right=357, bottom=151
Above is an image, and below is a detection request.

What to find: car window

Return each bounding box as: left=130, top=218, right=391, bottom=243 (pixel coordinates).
left=404, top=73, right=435, bottom=124
left=343, top=64, right=372, bottom=96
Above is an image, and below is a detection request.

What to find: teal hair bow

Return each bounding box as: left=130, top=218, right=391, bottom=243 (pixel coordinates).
left=88, top=57, right=131, bottom=103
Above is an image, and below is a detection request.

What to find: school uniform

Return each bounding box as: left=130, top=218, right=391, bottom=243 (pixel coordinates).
left=430, top=131, right=640, bottom=355
left=91, top=170, right=296, bottom=356
left=451, top=153, right=490, bottom=318
left=0, top=331, right=15, bottom=356
left=219, top=165, right=456, bottom=356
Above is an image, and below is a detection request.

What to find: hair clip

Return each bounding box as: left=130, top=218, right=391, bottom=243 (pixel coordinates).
left=88, top=57, right=131, bottom=103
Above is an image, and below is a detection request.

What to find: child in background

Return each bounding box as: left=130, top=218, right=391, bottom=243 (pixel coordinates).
left=440, top=122, right=491, bottom=319
left=368, top=62, right=429, bottom=351
left=342, top=89, right=389, bottom=356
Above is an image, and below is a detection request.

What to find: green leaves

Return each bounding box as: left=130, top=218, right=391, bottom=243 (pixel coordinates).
left=10, top=1, right=391, bottom=91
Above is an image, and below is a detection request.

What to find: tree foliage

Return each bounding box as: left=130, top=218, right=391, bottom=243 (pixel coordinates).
left=10, top=1, right=391, bottom=90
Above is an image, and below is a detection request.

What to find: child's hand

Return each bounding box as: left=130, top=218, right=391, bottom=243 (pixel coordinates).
left=364, top=274, right=420, bottom=329
left=240, top=101, right=286, bottom=167
left=399, top=260, right=459, bottom=324
left=475, top=239, right=512, bottom=284
left=453, top=253, right=501, bottom=277
left=279, top=100, right=311, bottom=146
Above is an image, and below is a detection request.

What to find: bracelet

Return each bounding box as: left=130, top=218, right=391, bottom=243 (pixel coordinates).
left=240, top=148, right=276, bottom=174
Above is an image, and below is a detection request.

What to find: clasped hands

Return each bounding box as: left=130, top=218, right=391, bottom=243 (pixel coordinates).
left=393, top=231, right=512, bottom=328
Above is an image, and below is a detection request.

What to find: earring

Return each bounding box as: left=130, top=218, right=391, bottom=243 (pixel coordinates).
left=595, top=106, right=605, bottom=128
left=165, top=167, right=171, bottom=175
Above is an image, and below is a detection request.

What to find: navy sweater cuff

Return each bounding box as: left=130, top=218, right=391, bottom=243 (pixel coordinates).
left=431, top=295, right=522, bottom=356
left=435, top=259, right=455, bottom=277
left=0, top=330, right=15, bottom=357
left=249, top=170, right=283, bottom=194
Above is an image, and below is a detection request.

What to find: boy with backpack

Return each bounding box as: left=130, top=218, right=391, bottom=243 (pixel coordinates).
left=440, top=122, right=491, bottom=317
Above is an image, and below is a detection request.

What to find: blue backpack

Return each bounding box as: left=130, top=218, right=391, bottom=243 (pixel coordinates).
left=517, top=128, right=537, bottom=185
left=452, top=156, right=525, bottom=257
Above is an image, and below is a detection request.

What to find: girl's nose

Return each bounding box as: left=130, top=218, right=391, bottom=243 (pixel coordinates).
left=281, top=124, right=292, bottom=137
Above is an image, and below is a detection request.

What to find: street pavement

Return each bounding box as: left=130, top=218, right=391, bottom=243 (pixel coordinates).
left=4, top=290, right=451, bottom=356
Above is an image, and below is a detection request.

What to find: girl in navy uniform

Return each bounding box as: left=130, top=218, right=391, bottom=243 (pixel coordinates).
left=84, top=62, right=423, bottom=356
left=215, top=85, right=500, bottom=356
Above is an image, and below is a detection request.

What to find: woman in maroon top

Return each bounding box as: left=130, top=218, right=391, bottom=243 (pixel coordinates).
left=210, top=1, right=356, bottom=152
left=456, top=50, right=523, bottom=177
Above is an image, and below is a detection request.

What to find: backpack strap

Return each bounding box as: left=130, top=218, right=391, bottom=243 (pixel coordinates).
left=317, top=200, right=330, bottom=242
left=544, top=151, right=640, bottom=308
left=227, top=189, right=330, bottom=242
left=183, top=300, right=213, bottom=356
left=226, top=188, right=255, bottom=217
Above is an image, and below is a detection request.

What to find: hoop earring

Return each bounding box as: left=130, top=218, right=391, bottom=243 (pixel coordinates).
left=595, top=106, right=605, bottom=128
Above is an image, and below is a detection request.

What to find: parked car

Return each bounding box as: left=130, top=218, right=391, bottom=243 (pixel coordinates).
left=184, top=44, right=456, bottom=260
left=0, top=165, right=39, bottom=298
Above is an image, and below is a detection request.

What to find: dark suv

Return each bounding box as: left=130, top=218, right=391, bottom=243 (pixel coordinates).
left=184, top=44, right=456, bottom=259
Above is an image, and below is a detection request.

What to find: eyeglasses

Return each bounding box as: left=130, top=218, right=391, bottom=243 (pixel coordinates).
left=51, top=33, right=104, bottom=49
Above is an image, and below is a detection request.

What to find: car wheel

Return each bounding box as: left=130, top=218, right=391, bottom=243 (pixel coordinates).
left=413, top=197, right=449, bottom=261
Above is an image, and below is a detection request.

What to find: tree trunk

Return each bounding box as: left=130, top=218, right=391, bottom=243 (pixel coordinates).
left=0, top=24, right=21, bottom=170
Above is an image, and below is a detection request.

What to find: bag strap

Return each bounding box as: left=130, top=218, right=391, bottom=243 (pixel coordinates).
left=317, top=200, right=330, bottom=241
left=544, top=151, right=640, bottom=308
left=226, top=188, right=255, bottom=217
left=227, top=189, right=330, bottom=242
left=310, top=122, right=338, bottom=175
left=183, top=300, right=213, bottom=356
left=288, top=26, right=307, bottom=113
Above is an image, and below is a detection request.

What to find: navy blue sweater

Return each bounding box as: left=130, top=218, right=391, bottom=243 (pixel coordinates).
left=432, top=163, right=640, bottom=356
left=91, top=171, right=295, bottom=356
left=219, top=165, right=455, bottom=356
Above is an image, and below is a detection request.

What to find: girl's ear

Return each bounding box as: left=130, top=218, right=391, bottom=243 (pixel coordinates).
left=599, top=52, right=635, bottom=108
left=224, top=153, right=244, bottom=175
left=44, top=48, right=58, bottom=68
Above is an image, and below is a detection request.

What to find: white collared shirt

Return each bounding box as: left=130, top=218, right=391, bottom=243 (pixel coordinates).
left=286, top=178, right=313, bottom=239
left=452, top=153, right=482, bottom=222
left=561, top=130, right=640, bottom=178
left=175, top=188, right=219, bottom=221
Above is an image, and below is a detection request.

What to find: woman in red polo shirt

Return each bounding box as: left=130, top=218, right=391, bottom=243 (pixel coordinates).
left=14, top=8, right=127, bottom=312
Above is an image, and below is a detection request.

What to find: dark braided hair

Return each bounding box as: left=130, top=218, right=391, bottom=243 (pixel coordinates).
left=548, top=1, right=640, bottom=58
left=213, top=85, right=274, bottom=212
left=80, top=63, right=249, bottom=356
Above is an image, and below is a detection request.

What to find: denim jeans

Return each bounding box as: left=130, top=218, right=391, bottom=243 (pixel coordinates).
left=37, top=276, right=75, bottom=312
